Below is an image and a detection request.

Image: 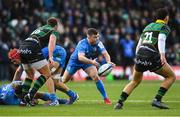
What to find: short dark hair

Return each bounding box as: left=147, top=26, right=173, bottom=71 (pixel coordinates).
left=47, top=17, right=58, bottom=27
left=87, top=28, right=99, bottom=36
left=155, top=7, right=169, bottom=20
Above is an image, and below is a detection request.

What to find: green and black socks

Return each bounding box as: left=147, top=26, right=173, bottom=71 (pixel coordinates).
left=117, top=87, right=167, bottom=104
left=30, top=75, right=47, bottom=96
left=155, top=87, right=167, bottom=101
left=118, top=92, right=129, bottom=103
left=22, top=78, right=33, bottom=97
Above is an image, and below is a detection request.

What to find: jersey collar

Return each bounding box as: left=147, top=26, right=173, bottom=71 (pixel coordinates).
left=156, top=19, right=166, bottom=24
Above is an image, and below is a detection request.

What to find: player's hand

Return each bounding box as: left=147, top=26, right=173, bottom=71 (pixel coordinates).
left=107, top=61, right=116, bottom=67
left=49, top=57, right=56, bottom=66
left=92, top=58, right=100, bottom=68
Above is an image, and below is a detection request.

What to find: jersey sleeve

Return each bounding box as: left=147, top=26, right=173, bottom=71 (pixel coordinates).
left=160, top=25, right=170, bottom=37
left=51, top=31, right=60, bottom=40
left=97, top=41, right=106, bottom=53
left=77, top=42, right=86, bottom=54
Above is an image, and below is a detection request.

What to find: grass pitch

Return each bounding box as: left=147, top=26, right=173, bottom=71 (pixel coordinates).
left=0, top=80, right=180, bottom=116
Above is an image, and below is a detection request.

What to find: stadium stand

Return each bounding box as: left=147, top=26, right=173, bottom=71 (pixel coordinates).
left=0, top=0, right=179, bottom=80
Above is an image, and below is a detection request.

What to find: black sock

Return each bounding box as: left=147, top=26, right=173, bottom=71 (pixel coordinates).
left=22, top=78, right=33, bottom=97
left=30, top=75, right=46, bottom=96
left=118, top=92, right=129, bottom=103
left=155, top=87, right=167, bottom=101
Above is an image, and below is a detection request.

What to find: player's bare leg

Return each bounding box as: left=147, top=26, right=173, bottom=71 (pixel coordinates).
left=85, top=66, right=112, bottom=105
left=21, top=67, right=35, bottom=106
left=114, top=69, right=143, bottom=109
left=53, top=79, right=69, bottom=93
left=48, top=61, right=69, bottom=93
left=36, top=65, right=59, bottom=106
left=155, top=63, right=175, bottom=89
left=62, top=70, right=73, bottom=83
left=23, top=64, right=58, bottom=106
left=123, top=69, right=143, bottom=94
left=152, top=63, right=176, bottom=109
left=22, top=67, right=35, bottom=96
left=38, top=65, right=54, bottom=93
left=61, top=70, right=79, bottom=104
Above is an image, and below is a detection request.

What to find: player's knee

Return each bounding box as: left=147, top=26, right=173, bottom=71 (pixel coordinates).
left=27, top=74, right=34, bottom=79
left=61, top=76, right=68, bottom=83
left=91, top=74, right=99, bottom=81
left=43, top=73, right=51, bottom=79
left=170, top=73, right=176, bottom=83
left=53, top=80, right=59, bottom=86
left=166, top=71, right=176, bottom=83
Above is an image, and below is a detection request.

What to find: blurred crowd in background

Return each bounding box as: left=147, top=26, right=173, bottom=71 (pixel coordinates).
left=0, top=0, right=179, bottom=80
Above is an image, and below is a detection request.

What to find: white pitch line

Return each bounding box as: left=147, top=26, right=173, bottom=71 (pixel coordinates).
left=1, top=116, right=179, bottom=117
left=78, top=100, right=180, bottom=103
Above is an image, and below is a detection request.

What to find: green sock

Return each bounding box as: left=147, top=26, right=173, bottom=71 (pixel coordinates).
left=118, top=92, right=129, bottom=103
left=30, top=75, right=46, bottom=96
left=22, top=78, right=33, bottom=96
left=155, top=87, right=167, bottom=101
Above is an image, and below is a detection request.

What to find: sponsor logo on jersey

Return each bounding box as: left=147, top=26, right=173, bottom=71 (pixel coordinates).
left=19, top=49, right=32, bottom=54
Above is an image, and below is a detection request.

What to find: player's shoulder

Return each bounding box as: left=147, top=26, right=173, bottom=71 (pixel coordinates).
left=154, top=22, right=170, bottom=32
left=96, top=41, right=105, bottom=50
left=143, top=22, right=165, bottom=32
left=143, top=22, right=157, bottom=31
left=55, top=45, right=66, bottom=51
left=96, top=40, right=103, bottom=46
left=143, top=22, right=153, bottom=32
left=161, top=24, right=170, bottom=33
left=55, top=45, right=63, bottom=49
left=78, top=38, right=88, bottom=45
left=41, top=25, right=54, bottom=30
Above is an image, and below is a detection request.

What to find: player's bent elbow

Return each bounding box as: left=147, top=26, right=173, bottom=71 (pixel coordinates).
left=62, top=79, right=68, bottom=83
left=78, top=55, right=83, bottom=61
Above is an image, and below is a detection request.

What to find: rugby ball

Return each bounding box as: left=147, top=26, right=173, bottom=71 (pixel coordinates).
left=98, top=63, right=113, bottom=76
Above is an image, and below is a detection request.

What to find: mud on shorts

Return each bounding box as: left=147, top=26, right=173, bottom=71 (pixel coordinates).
left=135, top=44, right=163, bottom=72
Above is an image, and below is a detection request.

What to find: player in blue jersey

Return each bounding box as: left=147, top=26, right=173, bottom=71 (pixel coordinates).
left=41, top=45, right=79, bottom=104
left=0, top=81, right=68, bottom=105
left=9, top=45, right=78, bottom=105
left=41, top=45, right=67, bottom=76
left=61, top=28, right=115, bottom=105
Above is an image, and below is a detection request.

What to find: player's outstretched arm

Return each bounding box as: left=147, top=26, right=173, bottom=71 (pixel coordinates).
left=48, top=34, right=56, bottom=66
left=158, top=33, right=167, bottom=64
left=102, top=51, right=115, bottom=67
left=13, top=66, right=23, bottom=81
left=78, top=53, right=99, bottom=67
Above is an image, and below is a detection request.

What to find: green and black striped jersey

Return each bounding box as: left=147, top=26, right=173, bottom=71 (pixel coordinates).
left=29, top=25, right=59, bottom=48
left=140, top=20, right=170, bottom=51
